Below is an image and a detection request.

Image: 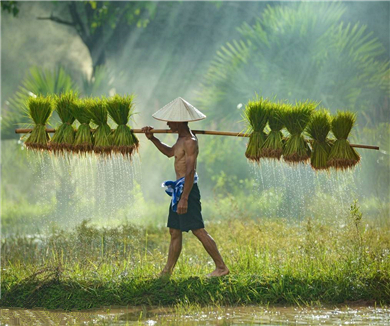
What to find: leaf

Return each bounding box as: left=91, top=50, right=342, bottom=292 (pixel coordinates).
left=196, top=1, right=388, bottom=126
left=89, top=1, right=97, bottom=10
left=3, top=66, right=76, bottom=138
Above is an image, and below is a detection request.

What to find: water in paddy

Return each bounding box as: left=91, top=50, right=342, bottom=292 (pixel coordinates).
left=249, top=160, right=359, bottom=220
left=1, top=305, right=389, bottom=325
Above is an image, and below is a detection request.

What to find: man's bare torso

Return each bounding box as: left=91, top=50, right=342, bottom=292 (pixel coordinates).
left=173, top=134, right=198, bottom=179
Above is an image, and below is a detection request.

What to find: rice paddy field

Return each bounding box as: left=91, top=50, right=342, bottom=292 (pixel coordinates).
left=1, top=195, right=390, bottom=325
left=2, top=213, right=390, bottom=310
left=1, top=144, right=390, bottom=316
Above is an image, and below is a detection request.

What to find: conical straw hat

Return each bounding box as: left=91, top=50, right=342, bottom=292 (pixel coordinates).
left=152, top=97, right=206, bottom=122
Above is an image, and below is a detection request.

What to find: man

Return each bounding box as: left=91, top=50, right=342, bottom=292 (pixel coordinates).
left=141, top=97, right=229, bottom=278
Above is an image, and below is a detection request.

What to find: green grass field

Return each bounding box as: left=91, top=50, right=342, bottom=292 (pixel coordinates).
left=1, top=199, right=389, bottom=310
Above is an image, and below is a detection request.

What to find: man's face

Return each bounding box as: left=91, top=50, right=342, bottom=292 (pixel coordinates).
left=167, top=121, right=179, bottom=132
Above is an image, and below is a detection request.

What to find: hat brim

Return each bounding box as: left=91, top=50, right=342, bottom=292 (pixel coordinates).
left=152, top=116, right=206, bottom=122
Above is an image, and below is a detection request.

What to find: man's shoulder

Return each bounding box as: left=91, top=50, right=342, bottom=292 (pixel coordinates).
left=184, top=134, right=197, bottom=142
left=184, top=135, right=198, bottom=145
left=183, top=135, right=198, bottom=153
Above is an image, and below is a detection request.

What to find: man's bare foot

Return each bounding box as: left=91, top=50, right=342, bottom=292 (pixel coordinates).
left=206, top=267, right=230, bottom=278
left=158, top=270, right=172, bottom=279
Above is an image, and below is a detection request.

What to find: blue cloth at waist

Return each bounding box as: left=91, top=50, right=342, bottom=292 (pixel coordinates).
left=162, top=173, right=198, bottom=213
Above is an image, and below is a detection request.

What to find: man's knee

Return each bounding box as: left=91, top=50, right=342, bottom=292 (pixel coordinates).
left=192, top=228, right=207, bottom=238
left=169, top=228, right=182, bottom=239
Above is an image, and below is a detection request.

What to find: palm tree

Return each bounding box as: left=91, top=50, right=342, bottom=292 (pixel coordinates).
left=196, top=2, right=389, bottom=128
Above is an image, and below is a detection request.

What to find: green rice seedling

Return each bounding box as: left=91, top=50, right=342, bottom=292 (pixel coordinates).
left=23, top=95, right=54, bottom=150
left=49, top=91, right=77, bottom=154
left=243, top=97, right=270, bottom=162
left=106, top=94, right=139, bottom=157
left=306, top=109, right=333, bottom=171
left=327, top=111, right=360, bottom=170
left=71, top=98, right=94, bottom=154
left=281, top=101, right=317, bottom=164
left=261, top=102, right=285, bottom=160
left=87, top=97, right=112, bottom=155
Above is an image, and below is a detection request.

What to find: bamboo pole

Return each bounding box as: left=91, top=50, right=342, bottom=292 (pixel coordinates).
left=14, top=128, right=380, bottom=150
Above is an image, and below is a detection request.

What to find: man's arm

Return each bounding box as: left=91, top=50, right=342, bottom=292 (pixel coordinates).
left=176, top=138, right=198, bottom=215
left=141, top=126, right=174, bottom=158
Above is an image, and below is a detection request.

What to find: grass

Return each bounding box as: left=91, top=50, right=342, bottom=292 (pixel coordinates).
left=23, top=95, right=54, bottom=150
left=106, top=94, right=139, bottom=157
left=243, top=97, right=270, bottom=162
left=281, top=101, right=317, bottom=164
left=1, top=202, right=389, bottom=310
left=87, top=97, right=112, bottom=155
left=306, top=109, right=333, bottom=170
left=49, top=91, right=77, bottom=154
left=71, top=98, right=94, bottom=154
left=328, top=111, right=361, bottom=170
left=261, top=102, right=285, bottom=160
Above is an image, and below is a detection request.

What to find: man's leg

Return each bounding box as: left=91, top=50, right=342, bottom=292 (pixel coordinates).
left=160, top=228, right=183, bottom=276
left=192, top=228, right=229, bottom=277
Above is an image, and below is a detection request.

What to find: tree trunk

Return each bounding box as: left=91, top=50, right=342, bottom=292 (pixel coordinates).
left=68, top=2, right=107, bottom=75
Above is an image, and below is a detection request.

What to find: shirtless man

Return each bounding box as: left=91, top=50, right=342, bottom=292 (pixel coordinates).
left=141, top=120, right=229, bottom=277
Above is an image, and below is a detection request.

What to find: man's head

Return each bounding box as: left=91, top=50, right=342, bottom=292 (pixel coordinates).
left=167, top=121, right=188, bottom=132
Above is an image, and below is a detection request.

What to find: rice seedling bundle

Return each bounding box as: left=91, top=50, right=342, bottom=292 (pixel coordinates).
left=281, top=101, right=317, bottom=164
left=71, top=98, right=94, bottom=153
left=261, top=102, right=285, bottom=160
left=306, top=109, right=333, bottom=170
left=243, top=97, right=270, bottom=162
left=49, top=92, right=77, bottom=154
left=23, top=95, right=53, bottom=150
left=327, top=111, right=360, bottom=170
left=87, top=98, right=112, bottom=155
left=106, top=94, right=139, bottom=156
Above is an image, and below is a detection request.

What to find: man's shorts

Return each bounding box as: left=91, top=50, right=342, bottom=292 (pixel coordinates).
left=167, top=183, right=205, bottom=232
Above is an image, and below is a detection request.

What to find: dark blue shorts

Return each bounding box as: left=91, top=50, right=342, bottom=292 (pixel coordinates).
left=167, top=183, right=204, bottom=232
